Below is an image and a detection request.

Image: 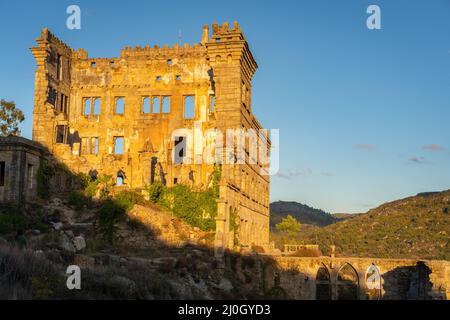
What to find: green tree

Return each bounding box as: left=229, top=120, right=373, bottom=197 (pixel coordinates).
left=275, top=215, right=301, bottom=238
left=0, top=99, right=25, bottom=136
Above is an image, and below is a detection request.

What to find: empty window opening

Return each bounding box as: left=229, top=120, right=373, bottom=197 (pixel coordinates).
left=0, top=162, right=5, bottom=187
left=174, top=136, right=186, bottom=164
left=55, top=125, right=66, bottom=144
left=162, top=96, right=170, bottom=113
left=83, top=98, right=91, bottom=115
left=210, top=95, right=215, bottom=112
left=91, top=61, right=96, bottom=68
left=142, top=97, right=150, bottom=114
left=64, top=95, right=68, bottom=113
left=167, top=59, right=172, bottom=66
left=114, top=137, right=124, bottom=155
left=47, top=87, right=57, bottom=106
left=27, top=164, right=34, bottom=189
left=89, top=169, right=98, bottom=181
left=93, top=98, right=101, bottom=115
left=115, top=97, right=125, bottom=114
left=156, top=75, right=162, bottom=82
left=173, top=178, right=178, bottom=185
left=59, top=93, right=65, bottom=112
left=56, top=54, right=62, bottom=80
left=116, top=171, right=125, bottom=186
left=176, top=75, right=181, bottom=81
left=184, top=96, right=195, bottom=119
left=152, top=96, right=160, bottom=113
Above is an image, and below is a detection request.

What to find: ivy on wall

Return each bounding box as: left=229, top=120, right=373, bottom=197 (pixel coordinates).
left=146, top=165, right=222, bottom=231
left=37, top=156, right=54, bottom=199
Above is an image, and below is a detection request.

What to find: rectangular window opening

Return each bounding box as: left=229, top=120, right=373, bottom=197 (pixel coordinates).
left=56, top=54, right=62, bottom=80
left=152, top=96, right=160, bottom=113
left=184, top=95, right=195, bottom=119
left=55, top=125, right=66, bottom=144
left=115, top=97, right=125, bottom=114
left=64, top=95, right=68, bottom=114
left=0, top=162, right=5, bottom=187
left=91, top=137, right=99, bottom=155
left=162, top=96, right=170, bottom=113
left=59, top=93, right=65, bottom=112
left=47, top=88, right=57, bottom=106
left=114, top=137, right=124, bottom=155
left=93, top=98, right=101, bottom=115
left=83, top=98, right=91, bottom=115
left=142, top=97, right=150, bottom=114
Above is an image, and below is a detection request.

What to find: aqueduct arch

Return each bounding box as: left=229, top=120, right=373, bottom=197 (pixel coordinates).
left=336, top=263, right=360, bottom=300
left=315, top=264, right=332, bottom=300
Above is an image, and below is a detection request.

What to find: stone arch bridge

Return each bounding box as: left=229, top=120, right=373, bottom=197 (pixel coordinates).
left=267, top=256, right=450, bottom=300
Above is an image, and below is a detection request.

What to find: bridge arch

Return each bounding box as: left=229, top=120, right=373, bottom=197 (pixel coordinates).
left=315, top=264, right=332, bottom=300
left=336, top=263, right=359, bottom=300
left=365, top=264, right=382, bottom=300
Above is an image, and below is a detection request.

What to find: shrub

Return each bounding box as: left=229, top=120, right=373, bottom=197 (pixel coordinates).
left=97, top=199, right=127, bottom=243
left=115, top=190, right=145, bottom=212
left=83, top=174, right=114, bottom=199
left=37, top=157, right=54, bottom=199
left=76, top=172, right=92, bottom=189
left=68, top=190, right=86, bottom=209
left=0, top=207, right=48, bottom=235
left=146, top=182, right=163, bottom=203
left=159, top=184, right=217, bottom=231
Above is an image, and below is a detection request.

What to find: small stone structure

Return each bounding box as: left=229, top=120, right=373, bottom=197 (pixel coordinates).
left=0, top=136, right=44, bottom=203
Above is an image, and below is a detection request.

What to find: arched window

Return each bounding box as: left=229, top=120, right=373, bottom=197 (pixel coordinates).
left=116, top=170, right=125, bottom=186
left=337, top=263, right=359, bottom=300
left=366, top=264, right=382, bottom=300
left=316, top=264, right=332, bottom=300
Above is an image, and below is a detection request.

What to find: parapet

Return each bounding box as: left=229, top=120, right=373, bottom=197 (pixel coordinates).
left=35, top=28, right=73, bottom=53
left=120, top=42, right=206, bottom=59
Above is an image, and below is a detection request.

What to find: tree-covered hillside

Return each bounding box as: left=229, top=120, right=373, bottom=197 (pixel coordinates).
left=294, top=190, right=450, bottom=260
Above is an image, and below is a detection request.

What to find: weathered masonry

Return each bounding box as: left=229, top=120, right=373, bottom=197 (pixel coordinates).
left=0, top=136, right=43, bottom=203
left=31, top=22, right=270, bottom=249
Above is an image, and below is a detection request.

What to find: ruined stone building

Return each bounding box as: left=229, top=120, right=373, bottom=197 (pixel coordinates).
left=31, top=22, right=270, bottom=250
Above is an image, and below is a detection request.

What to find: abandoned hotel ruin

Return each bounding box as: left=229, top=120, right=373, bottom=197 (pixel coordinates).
left=30, top=22, right=271, bottom=251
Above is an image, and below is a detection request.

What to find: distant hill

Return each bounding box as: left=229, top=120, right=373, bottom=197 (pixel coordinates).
left=332, top=213, right=361, bottom=221
left=270, top=201, right=338, bottom=228
left=295, top=190, right=450, bottom=260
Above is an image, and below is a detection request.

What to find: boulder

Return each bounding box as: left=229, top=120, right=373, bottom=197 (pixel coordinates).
left=60, top=233, right=76, bottom=253
left=50, top=198, right=63, bottom=206
left=65, top=230, right=74, bottom=238
left=73, top=235, right=86, bottom=251
left=52, top=222, right=64, bottom=231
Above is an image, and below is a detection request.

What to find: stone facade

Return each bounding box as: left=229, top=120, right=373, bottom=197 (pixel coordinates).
left=0, top=136, right=43, bottom=203
left=31, top=22, right=270, bottom=249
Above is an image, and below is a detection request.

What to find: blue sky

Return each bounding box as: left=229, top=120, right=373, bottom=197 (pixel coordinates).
left=0, top=0, right=449, bottom=213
